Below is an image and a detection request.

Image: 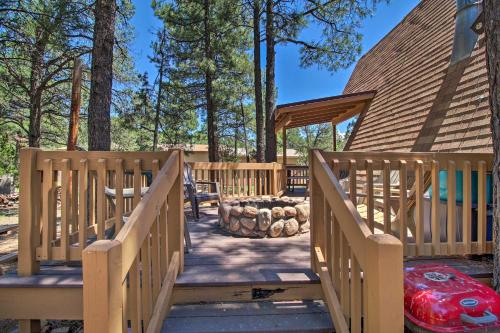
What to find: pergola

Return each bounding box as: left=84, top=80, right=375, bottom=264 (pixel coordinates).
left=275, top=90, right=376, bottom=165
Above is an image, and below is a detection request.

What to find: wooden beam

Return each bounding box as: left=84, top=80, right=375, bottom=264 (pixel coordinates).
left=0, top=287, right=82, bottom=320
left=275, top=113, right=292, bottom=132
left=277, top=91, right=375, bottom=113
left=330, top=102, right=366, bottom=125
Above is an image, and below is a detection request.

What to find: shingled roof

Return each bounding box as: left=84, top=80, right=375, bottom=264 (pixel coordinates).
left=344, top=0, right=491, bottom=153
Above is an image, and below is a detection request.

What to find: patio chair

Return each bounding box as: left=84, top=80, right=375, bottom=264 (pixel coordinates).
left=183, top=162, right=221, bottom=220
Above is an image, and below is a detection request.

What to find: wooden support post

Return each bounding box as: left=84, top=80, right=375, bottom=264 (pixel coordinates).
left=282, top=127, right=287, bottom=166
left=365, top=234, right=404, bottom=332
left=18, top=149, right=42, bottom=333
left=18, top=148, right=41, bottom=276
left=83, top=240, right=123, bottom=333
left=332, top=123, right=337, bottom=151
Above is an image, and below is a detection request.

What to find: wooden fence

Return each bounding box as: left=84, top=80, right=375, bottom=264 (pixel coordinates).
left=83, top=150, right=184, bottom=333
left=310, top=150, right=403, bottom=332
left=189, top=162, right=285, bottom=198
left=18, top=148, right=173, bottom=276
left=322, top=151, right=494, bottom=257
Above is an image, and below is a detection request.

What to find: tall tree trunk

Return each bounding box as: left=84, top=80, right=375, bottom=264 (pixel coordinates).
left=240, top=100, right=250, bottom=162
left=88, top=0, right=116, bottom=151
left=153, top=29, right=167, bottom=152
left=67, top=58, right=82, bottom=151
left=265, top=0, right=277, bottom=162
left=253, top=0, right=265, bottom=162
left=28, top=28, right=46, bottom=148
left=485, top=0, right=500, bottom=290
left=204, top=0, right=218, bottom=162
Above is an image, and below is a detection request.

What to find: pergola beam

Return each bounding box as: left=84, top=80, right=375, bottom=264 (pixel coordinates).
left=275, top=90, right=376, bottom=134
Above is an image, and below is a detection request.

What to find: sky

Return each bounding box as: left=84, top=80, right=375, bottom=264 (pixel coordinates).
left=129, top=0, right=421, bottom=132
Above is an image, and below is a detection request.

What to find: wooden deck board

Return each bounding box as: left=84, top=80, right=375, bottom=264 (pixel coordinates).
left=162, top=300, right=334, bottom=333
left=180, top=208, right=316, bottom=286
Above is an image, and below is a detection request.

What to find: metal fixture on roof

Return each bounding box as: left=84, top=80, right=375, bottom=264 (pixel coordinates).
left=450, top=0, right=482, bottom=65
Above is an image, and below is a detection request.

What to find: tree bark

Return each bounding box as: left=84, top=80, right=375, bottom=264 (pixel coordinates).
left=28, top=27, right=46, bottom=148
left=484, top=0, right=500, bottom=290
left=204, top=0, right=219, bottom=162
left=265, top=0, right=277, bottom=162
left=67, top=58, right=82, bottom=151
left=153, top=29, right=167, bottom=152
left=88, top=0, right=116, bottom=151
left=253, top=0, right=265, bottom=162
left=240, top=99, right=250, bottom=162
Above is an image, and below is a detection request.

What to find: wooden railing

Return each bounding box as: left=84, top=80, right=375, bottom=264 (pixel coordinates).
left=83, top=150, right=184, bottom=333
left=323, top=151, right=494, bottom=257
left=18, top=148, right=172, bottom=276
left=189, top=162, right=285, bottom=198
left=310, top=150, right=404, bottom=332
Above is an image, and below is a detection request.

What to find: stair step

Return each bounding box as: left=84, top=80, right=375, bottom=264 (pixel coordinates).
left=162, top=300, right=334, bottom=333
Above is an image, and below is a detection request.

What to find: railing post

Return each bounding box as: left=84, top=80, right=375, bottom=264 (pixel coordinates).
left=309, top=150, right=325, bottom=273
left=272, top=162, right=278, bottom=195
left=365, top=234, right=404, bottom=332
left=167, top=149, right=184, bottom=273
left=18, top=148, right=42, bottom=333
left=83, top=240, right=123, bottom=333
left=18, top=148, right=41, bottom=276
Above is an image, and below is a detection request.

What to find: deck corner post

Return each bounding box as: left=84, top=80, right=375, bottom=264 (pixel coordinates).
left=83, top=240, right=123, bottom=333
left=18, top=147, right=41, bottom=277
left=365, top=234, right=404, bottom=332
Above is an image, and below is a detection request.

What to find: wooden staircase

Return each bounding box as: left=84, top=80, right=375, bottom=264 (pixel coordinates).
left=162, top=300, right=333, bottom=333
left=161, top=209, right=333, bottom=332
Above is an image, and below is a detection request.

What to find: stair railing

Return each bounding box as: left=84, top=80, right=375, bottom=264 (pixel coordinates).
left=309, top=149, right=404, bottom=332
left=83, top=150, right=184, bottom=333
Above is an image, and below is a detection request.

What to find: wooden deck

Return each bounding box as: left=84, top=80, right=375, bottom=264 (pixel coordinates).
left=179, top=207, right=317, bottom=286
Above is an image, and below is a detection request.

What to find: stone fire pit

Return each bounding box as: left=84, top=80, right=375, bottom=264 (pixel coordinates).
left=218, top=196, right=310, bottom=238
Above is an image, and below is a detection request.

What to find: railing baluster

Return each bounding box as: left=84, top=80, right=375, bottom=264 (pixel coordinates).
left=340, top=234, right=350, bottom=320
left=115, top=159, right=124, bottom=235
left=97, top=159, right=106, bottom=240
left=463, top=161, right=472, bottom=254
left=415, top=161, right=424, bottom=255
left=431, top=160, right=440, bottom=255
left=141, top=236, right=152, bottom=329
left=133, top=159, right=142, bottom=208
left=399, top=160, right=408, bottom=251
left=349, top=160, right=357, bottom=205
left=71, top=169, right=79, bottom=234
left=61, top=159, right=71, bottom=260
left=447, top=161, right=456, bottom=254
left=42, top=159, right=54, bottom=260
left=478, top=160, right=487, bottom=254
left=78, top=159, right=88, bottom=254
left=366, top=160, right=374, bottom=232
left=383, top=160, right=391, bottom=234
left=324, top=197, right=332, bottom=280
left=129, top=258, right=142, bottom=333
left=350, top=253, right=362, bottom=333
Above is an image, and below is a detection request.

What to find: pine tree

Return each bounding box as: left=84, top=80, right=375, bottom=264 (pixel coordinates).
left=154, top=0, right=253, bottom=161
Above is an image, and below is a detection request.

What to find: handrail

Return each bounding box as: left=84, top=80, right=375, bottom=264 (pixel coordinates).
left=311, top=150, right=372, bottom=266
left=116, top=151, right=180, bottom=279
left=310, top=149, right=404, bottom=332
left=83, top=150, right=184, bottom=333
